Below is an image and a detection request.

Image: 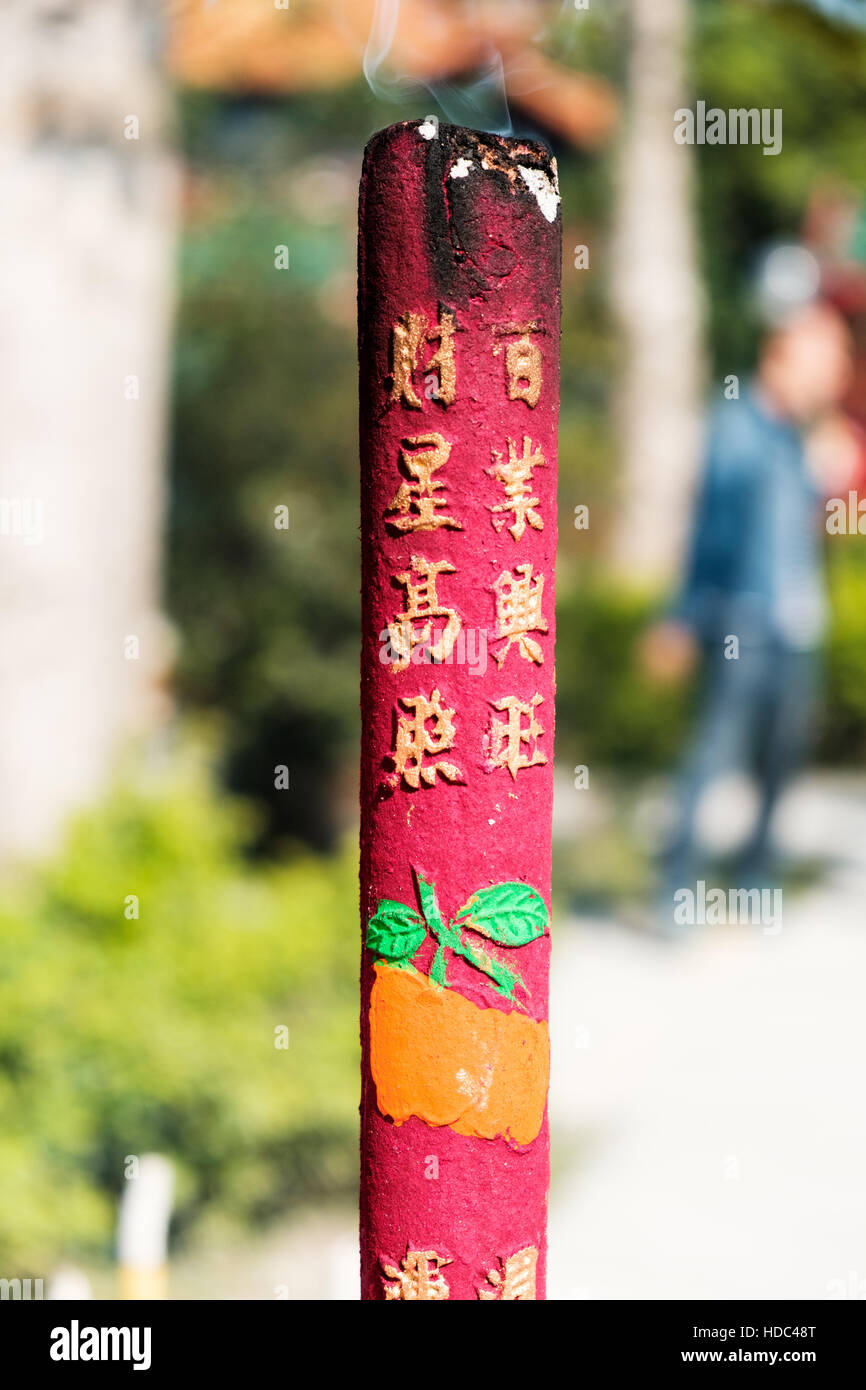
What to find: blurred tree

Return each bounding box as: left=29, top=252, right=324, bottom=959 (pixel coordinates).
left=170, top=103, right=360, bottom=850
left=610, top=0, right=705, bottom=586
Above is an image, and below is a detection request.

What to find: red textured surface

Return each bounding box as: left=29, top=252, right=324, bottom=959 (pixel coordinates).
left=358, top=120, right=561, bottom=1301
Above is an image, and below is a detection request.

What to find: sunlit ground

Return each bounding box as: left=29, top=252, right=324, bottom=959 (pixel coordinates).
left=549, top=771, right=866, bottom=1299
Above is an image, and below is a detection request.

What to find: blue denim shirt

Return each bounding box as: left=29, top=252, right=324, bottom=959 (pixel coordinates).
left=673, top=387, right=826, bottom=650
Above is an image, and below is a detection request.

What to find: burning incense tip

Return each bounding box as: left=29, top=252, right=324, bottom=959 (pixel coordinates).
left=518, top=164, right=561, bottom=221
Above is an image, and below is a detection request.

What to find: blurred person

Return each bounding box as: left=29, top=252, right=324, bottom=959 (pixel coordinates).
left=643, top=302, right=854, bottom=914
left=802, top=187, right=866, bottom=492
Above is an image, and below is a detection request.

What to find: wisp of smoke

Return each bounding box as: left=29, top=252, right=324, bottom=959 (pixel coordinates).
left=362, top=0, right=513, bottom=135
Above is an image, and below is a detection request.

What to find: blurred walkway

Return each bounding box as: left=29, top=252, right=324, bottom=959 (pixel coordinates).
left=548, top=773, right=866, bottom=1299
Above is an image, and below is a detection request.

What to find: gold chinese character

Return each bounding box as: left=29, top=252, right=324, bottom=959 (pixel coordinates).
left=386, top=433, right=462, bottom=533
left=389, top=688, right=464, bottom=789
left=387, top=556, right=461, bottom=672
left=486, top=694, right=547, bottom=780
left=488, top=436, right=545, bottom=540
left=390, top=308, right=457, bottom=408
left=382, top=1250, right=452, bottom=1300
left=494, top=322, right=542, bottom=407
left=492, top=564, right=547, bottom=667
left=478, top=1246, right=538, bottom=1301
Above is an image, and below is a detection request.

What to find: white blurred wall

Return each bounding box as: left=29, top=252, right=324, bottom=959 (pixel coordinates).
left=0, top=0, right=177, bottom=858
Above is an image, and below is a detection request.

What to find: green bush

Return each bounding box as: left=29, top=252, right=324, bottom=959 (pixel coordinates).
left=170, top=239, right=360, bottom=852
left=823, top=543, right=866, bottom=762
left=556, top=578, right=694, bottom=771
left=0, top=738, right=358, bottom=1273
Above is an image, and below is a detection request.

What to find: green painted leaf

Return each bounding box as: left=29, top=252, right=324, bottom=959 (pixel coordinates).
left=430, top=942, right=449, bottom=987
left=415, top=871, right=445, bottom=934
left=456, top=881, right=548, bottom=948
left=464, top=940, right=523, bottom=999
left=366, top=900, right=427, bottom=962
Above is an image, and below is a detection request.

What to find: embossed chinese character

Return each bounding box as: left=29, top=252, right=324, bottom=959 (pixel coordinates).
left=386, top=433, right=462, bottom=533
left=389, top=689, right=463, bottom=789
left=478, top=1246, right=538, bottom=1301
left=488, top=436, right=545, bottom=540
left=486, top=694, right=547, bottom=780
left=494, top=322, right=542, bottom=406
left=382, top=1250, right=452, bottom=1300
left=387, top=556, right=461, bottom=672
left=390, top=308, right=457, bottom=407
left=492, top=564, right=547, bottom=667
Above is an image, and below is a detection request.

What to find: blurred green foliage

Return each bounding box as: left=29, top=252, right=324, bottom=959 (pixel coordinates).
left=0, top=740, right=358, bottom=1272
left=171, top=175, right=359, bottom=850
left=556, top=577, right=695, bottom=772
left=823, top=545, right=866, bottom=761
left=695, top=0, right=866, bottom=371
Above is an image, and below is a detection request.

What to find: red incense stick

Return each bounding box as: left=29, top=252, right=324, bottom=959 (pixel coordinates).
left=358, top=119, right=561, bottom=1301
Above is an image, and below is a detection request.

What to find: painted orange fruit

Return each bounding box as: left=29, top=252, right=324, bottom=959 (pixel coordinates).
left=369, top=961, right=549, bottom=1146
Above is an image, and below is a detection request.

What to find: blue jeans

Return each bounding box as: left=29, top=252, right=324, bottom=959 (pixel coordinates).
left=661, top=639, right=819, bottom=891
